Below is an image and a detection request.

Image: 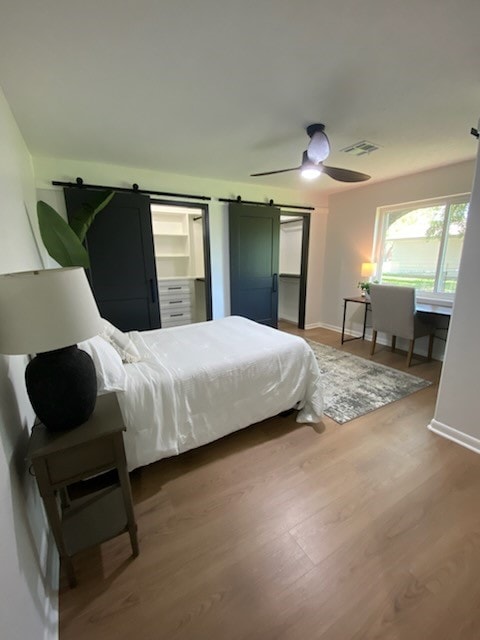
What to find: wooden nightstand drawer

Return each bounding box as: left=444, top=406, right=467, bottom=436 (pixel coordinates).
left=46, top=436, right=116, bottom=486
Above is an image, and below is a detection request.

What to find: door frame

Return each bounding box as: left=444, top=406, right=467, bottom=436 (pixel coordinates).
left=281, top=210, right=311, bottom=330
left=150, top=198, right=213, bottom=321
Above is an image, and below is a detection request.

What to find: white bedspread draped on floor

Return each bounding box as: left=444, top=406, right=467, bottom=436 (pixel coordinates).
left=117, top=316, right=323, bottom=470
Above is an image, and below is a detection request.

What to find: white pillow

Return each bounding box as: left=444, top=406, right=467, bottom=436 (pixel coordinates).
left=78, top=335, right=127, bottom=395
left=100, top=319, right=141, bottom=364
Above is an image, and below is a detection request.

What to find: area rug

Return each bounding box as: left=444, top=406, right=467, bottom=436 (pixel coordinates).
left=306, top=340, right=432, bottom=424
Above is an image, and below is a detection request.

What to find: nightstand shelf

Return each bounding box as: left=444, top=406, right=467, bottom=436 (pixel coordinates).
left=27, top=393, right=139, bottom=588
left=62, top=485, right=127, bottom=556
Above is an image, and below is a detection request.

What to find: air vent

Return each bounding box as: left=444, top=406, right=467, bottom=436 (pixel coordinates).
left=340, top=140, right=381, bottom=156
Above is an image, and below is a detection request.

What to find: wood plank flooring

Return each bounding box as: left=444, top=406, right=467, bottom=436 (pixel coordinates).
left=59, top=325, right=480, bottom=640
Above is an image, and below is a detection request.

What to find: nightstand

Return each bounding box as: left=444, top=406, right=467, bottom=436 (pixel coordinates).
left=27, top=393, right=139, bottom=587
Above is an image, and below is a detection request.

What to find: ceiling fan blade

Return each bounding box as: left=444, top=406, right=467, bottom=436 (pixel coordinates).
left=321, top=164, right=371, bottom=182
left=250, top=166, right=301, bottom=177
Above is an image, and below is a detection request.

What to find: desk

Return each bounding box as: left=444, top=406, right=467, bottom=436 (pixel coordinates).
left=341, top=297, right=452, bottom=345
left=341, top=296, right=370, bottom=344
left=415, top=302, right=452, bottom=316
left=416, top=302, right=452, bottom=341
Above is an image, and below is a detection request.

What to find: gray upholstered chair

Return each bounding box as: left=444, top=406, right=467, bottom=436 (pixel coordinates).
left=369, top=284, right=435, bottom=367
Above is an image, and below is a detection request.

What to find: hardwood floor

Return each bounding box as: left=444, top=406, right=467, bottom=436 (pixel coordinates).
left=59, top=325, right=480, bottom=640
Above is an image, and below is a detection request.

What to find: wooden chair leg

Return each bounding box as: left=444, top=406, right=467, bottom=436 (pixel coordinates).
left=391, top=336, right=396, bottom=352
left=370, top=330, right=377, bottom=355
left=427, top=333, right=434, bottom=361
left=406, top=339, right=415, bottom=367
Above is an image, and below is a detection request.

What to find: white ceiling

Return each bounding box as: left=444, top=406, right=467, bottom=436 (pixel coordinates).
left=0, top=0, right=479, bottom=195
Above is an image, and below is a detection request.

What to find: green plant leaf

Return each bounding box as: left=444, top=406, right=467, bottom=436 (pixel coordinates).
left=69, top=190, right=115, bottom=241
left=37, top=201, right=90, bottom=267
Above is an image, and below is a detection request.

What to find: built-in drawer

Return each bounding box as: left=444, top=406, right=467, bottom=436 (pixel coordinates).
left=158, top=279, right=192, bottom=326
left=158, top=279, right=191, bottom=296
left=161, top=311, right=192, bottom=327
left=160, top=298, right=191, bottom=312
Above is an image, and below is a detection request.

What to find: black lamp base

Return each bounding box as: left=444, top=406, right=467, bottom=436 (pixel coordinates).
left=25, top=345, right=97, bottom=431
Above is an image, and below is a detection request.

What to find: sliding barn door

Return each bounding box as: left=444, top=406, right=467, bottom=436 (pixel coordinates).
left=229, top=203, right=280, bottom=327
left=64, top=189, right=160, bottom=331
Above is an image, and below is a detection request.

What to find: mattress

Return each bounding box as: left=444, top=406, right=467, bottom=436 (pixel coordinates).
left=116, top=316, right=323, bottom=470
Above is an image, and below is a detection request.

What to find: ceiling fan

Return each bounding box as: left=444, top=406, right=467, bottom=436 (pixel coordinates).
left=250, top=124, right=371, bottom=183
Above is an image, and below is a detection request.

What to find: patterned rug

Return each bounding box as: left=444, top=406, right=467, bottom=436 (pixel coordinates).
left=306, top=340, right=432, bottom=424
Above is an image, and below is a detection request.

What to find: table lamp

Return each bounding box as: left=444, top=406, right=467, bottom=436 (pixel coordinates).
left=360, top=262, right=376, bottom=279
left=0, top=267, right=102, bottom=431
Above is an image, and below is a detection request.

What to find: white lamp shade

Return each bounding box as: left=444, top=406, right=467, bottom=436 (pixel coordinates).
left=307, top=131, right=330, bottom=163
left=0, top=267, right=102, bottom=355
left=360, top=262, right=376, bottom=278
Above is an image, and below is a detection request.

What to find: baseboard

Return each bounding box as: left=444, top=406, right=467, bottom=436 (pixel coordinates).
left=304, top=321, right=325, bottom=330
left=428, top=419, right=480, bottom=455
left=43, top=533, right=59, bottom=640
left=304, top=321, right=368, bottom=340
left=304, top=321, right=350, bottom=332
left=44, top=596, right=58, bottom=640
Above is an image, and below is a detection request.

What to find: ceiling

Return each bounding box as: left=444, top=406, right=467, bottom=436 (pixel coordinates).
left=0, top=0, right=479, bottom=195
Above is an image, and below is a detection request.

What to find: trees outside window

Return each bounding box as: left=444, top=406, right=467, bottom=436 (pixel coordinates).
left=374, top=195, right=469, bottom=298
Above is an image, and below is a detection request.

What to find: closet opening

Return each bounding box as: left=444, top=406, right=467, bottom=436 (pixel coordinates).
left=279, top=212, right=310, bottom=330
left=150, top=200, right=212, bottom=328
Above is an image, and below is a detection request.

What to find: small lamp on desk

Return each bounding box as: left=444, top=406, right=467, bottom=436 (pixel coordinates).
left=0, top=267, right=102, bottom=431
left=359, top=262, right=377, bottom=297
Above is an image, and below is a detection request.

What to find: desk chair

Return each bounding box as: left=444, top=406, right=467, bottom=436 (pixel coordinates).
left=369, top=284, right=435, bottom=367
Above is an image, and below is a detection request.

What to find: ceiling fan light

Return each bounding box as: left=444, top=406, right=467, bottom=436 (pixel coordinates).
left=301, top=166, right=321, bottom=180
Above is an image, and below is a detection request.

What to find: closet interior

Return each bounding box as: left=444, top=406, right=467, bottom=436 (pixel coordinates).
left=151, top=203, right=207, bottom=328
left=278, top=215, right=303, bottom=325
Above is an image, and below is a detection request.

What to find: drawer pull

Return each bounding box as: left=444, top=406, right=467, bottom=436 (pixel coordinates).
left=171, top=313, right=184, bottom=317
left=168, top=300, right=183, bottom=304
left=167, top=286, right=182, bottom=290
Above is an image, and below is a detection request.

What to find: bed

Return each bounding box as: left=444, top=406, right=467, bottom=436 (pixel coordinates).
left=82, top=316, right=324, bottom=471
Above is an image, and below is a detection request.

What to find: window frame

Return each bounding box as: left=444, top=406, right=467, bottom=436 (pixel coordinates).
left=373, top=193, right=470, bottom=304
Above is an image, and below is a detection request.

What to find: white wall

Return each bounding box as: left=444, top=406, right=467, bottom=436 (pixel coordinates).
left=278, top=220, right=302, bottom=324
left=34, top=156, right=328, bottom=322
left=0, top=88, right=58, bottom=640
left=430, top=145, right=480, bottom=451
left=279, top=220, right=302, bottom=274
left=305, top=205, right=328, bottom=328
left=323, top=160, right=475, bottom=346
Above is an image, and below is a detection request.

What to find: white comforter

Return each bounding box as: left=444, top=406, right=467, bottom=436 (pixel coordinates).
left=117, top=316, right=323, bottom=470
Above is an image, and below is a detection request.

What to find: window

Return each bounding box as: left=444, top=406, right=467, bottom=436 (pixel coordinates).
left=374, top=195, right=470, bottom=299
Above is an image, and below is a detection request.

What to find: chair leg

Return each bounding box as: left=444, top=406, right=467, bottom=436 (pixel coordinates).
left=370, top=330, right=377, bottom=356
left=427, top=333, right=434, bottom=361
left=407, top=339, right=415, bottom=367
left=391, top=336, right=396, bottom=352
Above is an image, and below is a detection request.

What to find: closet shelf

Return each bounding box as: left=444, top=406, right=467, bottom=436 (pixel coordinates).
left=154, top=232, right=188, bottom=238
left=156, top=254, right=189, bottom=258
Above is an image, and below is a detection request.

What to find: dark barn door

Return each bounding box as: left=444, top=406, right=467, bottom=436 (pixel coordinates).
left=64, top=189, right=160, bottom=331
left=229, top=203, right=280, bottom=327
